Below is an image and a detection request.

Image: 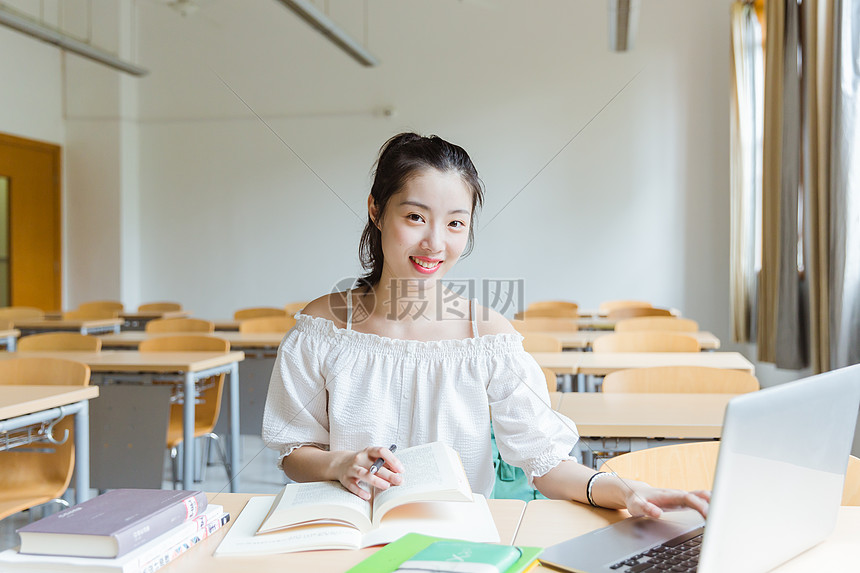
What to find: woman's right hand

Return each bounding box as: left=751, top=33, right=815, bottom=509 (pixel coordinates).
left=334, top=446, right=404, bottom=500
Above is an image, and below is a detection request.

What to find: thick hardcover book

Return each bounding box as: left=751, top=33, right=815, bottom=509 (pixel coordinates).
left=0, top=504, right=229, bottom=573
left=17, top=489, right=208, bottom=558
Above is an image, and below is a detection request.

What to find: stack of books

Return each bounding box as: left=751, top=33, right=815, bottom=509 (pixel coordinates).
left=0, top=489, right=230, bottom=573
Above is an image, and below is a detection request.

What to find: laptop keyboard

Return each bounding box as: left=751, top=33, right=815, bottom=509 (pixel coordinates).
left=609, top=527, right=704, bottom=572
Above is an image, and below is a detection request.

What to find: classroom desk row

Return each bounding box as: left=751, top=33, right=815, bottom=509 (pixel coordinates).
left=532, top=351, right=755, bottom=376
left=535, top=330, right=721, bottom=351
left=157, top=493, right=859, bottom=572
left=0, top=350, right=244, bottom=492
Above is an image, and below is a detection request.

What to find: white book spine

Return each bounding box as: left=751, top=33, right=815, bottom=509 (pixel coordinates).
left=134, top=511, right=230, bottom=573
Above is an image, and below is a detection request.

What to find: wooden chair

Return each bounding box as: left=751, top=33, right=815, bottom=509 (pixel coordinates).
left=518, top=307, right=578, bottom=319
left=145, top=318, right=214, bottom=333
left=592, top=332, right=700, bottom=352
left=0, top=358, right=91, bottom=520
left=511, top=317, right=579, bottom=332
left=18, top=332, right=102, bottom=352
left=608, top=307, right=674, bottom=320
left=0, top=306, right=45, bottom=320
left=138, top=302, right=183, bottom=312
left=284, top=301, right=309, bottom=316
left=77, top=300, right=124, bottom=314
left=238, top=315, right=297, bottom=333
left=521, top=333, right=562, bottom=353
left=615, top=316, right=699, bottom=333
left=598, top=300, right=652, bottom=314
left=602, top=366, right=759, bottom=394
left=600, top=443, right=860, bottom=506
left=233, top=307, right=287, bottom=320
left=541, top=367, right=559, bottom=393
left=62, top=309, right=119, bottom=320
left=139, top=335, right=231, bottom=488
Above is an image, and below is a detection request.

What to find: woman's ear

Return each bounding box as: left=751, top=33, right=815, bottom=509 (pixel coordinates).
left=368, top=195, right=380, bottom=229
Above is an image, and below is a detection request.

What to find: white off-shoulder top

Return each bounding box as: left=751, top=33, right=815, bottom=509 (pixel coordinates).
left=261, top=298, right=579, bottom=498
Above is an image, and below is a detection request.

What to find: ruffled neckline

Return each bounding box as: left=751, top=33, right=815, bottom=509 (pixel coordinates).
left=294, top=312, right=524, bottom=357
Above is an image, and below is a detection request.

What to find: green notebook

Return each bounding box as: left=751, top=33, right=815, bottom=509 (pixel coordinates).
left=346, top=533, right=542, bottom=573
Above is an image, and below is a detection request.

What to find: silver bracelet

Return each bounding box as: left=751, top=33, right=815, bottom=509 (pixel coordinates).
left=586, top=471, right=614, bottom=507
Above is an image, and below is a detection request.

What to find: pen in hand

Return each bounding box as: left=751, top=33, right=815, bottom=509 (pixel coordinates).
left=369, top=444, right=397, bottom=476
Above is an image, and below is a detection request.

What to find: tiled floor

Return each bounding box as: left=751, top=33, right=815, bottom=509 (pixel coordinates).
left=0, top=434, right=287, bottom=552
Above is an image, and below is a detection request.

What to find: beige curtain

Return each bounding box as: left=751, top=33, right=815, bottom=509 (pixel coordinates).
left=729, top=2, right=764, bottom=344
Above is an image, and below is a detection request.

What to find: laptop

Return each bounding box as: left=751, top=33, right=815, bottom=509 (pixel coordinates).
left=538, top=363, right=860, bottom=573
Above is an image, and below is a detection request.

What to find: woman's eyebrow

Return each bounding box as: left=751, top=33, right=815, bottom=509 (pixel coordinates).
left=399, top=200, right=469, bottom=215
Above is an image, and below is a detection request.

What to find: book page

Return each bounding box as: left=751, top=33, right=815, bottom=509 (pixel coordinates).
left=361, top=494, right=499, bottom=548
left=372, top=442, right=472, bottom=523
left=258, top=481, right=372, bottom=534
left=217, top=497, right=362, bottom=556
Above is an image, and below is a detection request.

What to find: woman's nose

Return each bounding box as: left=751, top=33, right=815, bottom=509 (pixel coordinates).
left=421, top=224, right=444, bottom=251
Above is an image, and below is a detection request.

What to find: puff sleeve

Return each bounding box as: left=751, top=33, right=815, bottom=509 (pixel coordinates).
left=487, top=348, right=579, bottom=484
left=261, top=325, right=332, bottom=469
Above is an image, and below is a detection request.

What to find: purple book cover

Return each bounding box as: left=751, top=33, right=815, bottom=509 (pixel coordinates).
left=17, top=489, right=207, bottom=557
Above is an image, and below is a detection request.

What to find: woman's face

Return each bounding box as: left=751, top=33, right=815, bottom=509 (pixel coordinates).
left=370, top=168, right=472, bottom=289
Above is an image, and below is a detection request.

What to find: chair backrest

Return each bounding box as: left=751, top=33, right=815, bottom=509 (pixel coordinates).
left=615, top=316, right=699, bottom=333
left=284, top=301, right=310, bottom=316
left=608, top=307, right=674, bottom=320
left=602, top=366, right=759, bottom=394
left=598, top=300, right=652, bottom=314
left=541, top=367, right=559, bottom=394
left=0, top=306, right=45, bottom=320
left=601, top=444, right=860, bottom=506
left=78, top=300, right=124, bottom=314
left=511, top=317, right=579, bottom=332
left=519, top=307, right=578, bottom=319
left=0, top=357, right=91, bottom=387
left=62, top=309, right=118, bottom=320
left=592, top=332, right=701, bottom=352
left=145, top=317, right=214, bottom=333
left=238, top=315, right=297, bottom=333
left=233, top=307, right=288, bottom=320
left=18, top=332, right=102, bottom=352
left=521, top=333, right=562, bottom=353
left=137, top=302, right=183, bottom=312
left=139, top=334, right=229, bottom=353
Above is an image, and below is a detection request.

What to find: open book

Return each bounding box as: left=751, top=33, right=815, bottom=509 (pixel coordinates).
left=215, top=442, right=500, bottom=555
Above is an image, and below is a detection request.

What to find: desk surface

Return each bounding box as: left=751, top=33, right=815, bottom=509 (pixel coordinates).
left=0, top=350, right=245, bottom=372
left=159, top=493, right=526, bottom=572
left=12, top=318, right=123, bottom=329
left=531, top=351, right=755, bottom=375
left=555, top=392, right=734, bottom=438
left=515, top=501, right=860, bottom=571
left=542, top=330, right=721, bottom=351
left=0, top=385, right=99, bottom=420
left=98, top=331, right=285, bottom=350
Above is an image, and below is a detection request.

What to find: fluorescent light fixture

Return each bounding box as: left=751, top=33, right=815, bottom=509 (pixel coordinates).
left=607, top=0, right=640, bottom=52
left=274, top=0, right=379, bottom=67
left=0, top=6, right=148, bottom=76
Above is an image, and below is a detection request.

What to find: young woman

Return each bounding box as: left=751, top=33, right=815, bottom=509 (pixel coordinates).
left=262, top=132, right=709, bottom=518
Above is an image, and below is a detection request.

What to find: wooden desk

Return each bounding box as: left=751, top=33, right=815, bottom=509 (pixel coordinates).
left=0, top=385, right=99, bottom=503
left=531, top=351, right=755, bottom=376
left=119, top=310, right=192, bottom=330
left=98, top=331, right=284, bottom=355
left=515, top=501, right=860, bottom=571
left=554, top=392, right=732, bottom=467
left=0, top=351, right=244, bottom=491
left=13, top=318, right=122, bottom=336
left=158, top=493, right=527, bottom=572
left=539, top=330, right=721, bottom=351
left=0, top=328, right=20, bottom=351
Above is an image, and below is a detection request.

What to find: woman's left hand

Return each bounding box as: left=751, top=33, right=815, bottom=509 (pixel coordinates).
left=623, top=481, right=710, bottom=519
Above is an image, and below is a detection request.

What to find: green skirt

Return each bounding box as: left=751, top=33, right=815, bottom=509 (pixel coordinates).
left=489, top=424, right=548, bottom=502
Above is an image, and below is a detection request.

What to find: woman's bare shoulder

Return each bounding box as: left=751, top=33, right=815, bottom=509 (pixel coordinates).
left=474, top=303, right=519, bottom=336
left=301, top=292, right=349, bottom=328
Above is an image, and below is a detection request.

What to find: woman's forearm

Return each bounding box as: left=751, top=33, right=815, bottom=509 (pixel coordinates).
left=280, top=446, right=349, bottom=482
left=532, top=460, right=628, bottom=509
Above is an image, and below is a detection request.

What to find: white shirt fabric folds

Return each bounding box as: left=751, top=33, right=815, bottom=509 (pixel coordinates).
left=261, top=313, right=579, bottom=498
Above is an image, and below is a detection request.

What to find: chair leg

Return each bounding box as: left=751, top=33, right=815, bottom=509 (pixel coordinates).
left=170, top=446, right=180, bottom=490
left=206, top=432, right=233, bottom=482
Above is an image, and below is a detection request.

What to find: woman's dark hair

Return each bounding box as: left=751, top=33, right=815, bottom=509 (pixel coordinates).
left=358, top=132, right=484, bottom=287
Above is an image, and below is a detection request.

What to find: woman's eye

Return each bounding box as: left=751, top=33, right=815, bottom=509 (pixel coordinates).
left=407, top=213, right=424, bottom=222
left=449, top=220, right=466, bottom=229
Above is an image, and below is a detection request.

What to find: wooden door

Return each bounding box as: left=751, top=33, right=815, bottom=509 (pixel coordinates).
left=0, top=133, right=62, bottom=311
